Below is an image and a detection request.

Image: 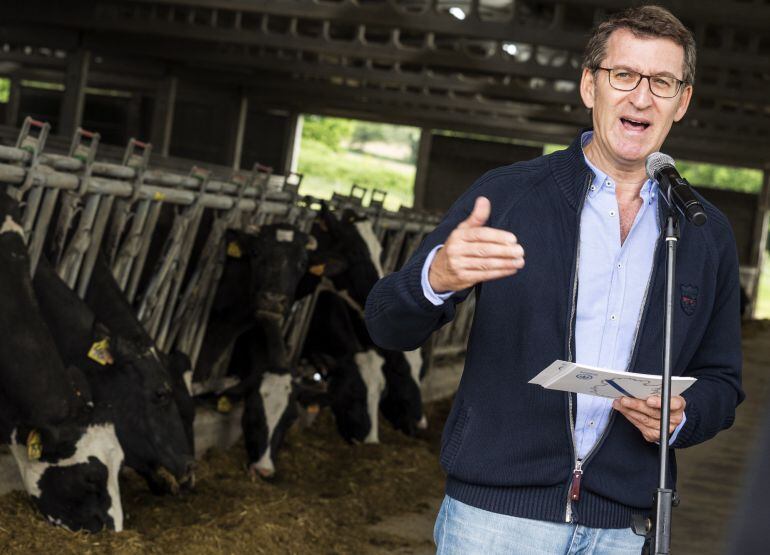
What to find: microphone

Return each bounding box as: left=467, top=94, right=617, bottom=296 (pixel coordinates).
left=645, top=152, right=707, bottom=226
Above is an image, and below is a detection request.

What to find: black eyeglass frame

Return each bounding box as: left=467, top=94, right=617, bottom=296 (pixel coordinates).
left=596, top=67, right=687, bottom=99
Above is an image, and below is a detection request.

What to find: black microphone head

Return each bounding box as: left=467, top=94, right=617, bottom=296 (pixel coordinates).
left=645, top=152, right=676, bottom=181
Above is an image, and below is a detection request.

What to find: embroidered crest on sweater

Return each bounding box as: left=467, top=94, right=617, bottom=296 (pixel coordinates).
left=681, top=284, right=698, bottom=316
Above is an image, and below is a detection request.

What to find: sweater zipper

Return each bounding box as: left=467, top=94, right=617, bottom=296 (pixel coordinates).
left=564, top=174, right=590, bottom=522
left=564, top=180, right=665, bottom=523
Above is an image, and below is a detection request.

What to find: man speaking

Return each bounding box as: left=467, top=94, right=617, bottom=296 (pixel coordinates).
left=364, top=5, right=744, bottom=554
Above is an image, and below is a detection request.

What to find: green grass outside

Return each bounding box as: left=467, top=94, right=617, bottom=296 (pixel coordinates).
left=296, top=138, right=415, bottom=211
left=0, top=78, right=9, bottom=103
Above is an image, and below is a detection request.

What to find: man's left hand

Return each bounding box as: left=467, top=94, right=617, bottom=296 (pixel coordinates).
left=612, top=395, right=686, bottom=443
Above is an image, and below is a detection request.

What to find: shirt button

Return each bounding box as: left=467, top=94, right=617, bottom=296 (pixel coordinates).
left=617, top=262, right=622, bottom=269
left=590, top=185, right=596, bottom=191
left=609, top=210, right=616, bottom=217
left=610, top=314, right=617, bottom=321
left=588, top=420, right=595, bottom=427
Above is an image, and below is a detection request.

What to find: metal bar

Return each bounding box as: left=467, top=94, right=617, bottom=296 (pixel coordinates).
left=151, top=169, right=211, bottom=346
left=76, top=194, right=115, bottom=298
left=28, top=186, right=60, bottom=276
left=126, top=201, right=163, bottom=303
left=56, top=192, right=101, bottom=289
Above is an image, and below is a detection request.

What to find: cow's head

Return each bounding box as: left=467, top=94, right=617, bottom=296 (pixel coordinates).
left=226, top=224, right=316, bottom=324
left=379, top=349, right=428, bottom=436
left=97, top=337, right=195, bottom=494
left=8, top=417, right=125, bottom=533
left=219, top=324, right=299, bottom=480
left=31, top=257, right=195, bottom=495
left=324, top=349, right=386, bottom=444
left=306, top=206, right=382, bottom=309
left=242, top=368, right=298, bottom=480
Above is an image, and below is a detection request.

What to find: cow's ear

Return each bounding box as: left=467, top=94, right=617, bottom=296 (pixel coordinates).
left=308, top=254, right=348, bottom=277
left=226, top=239, right=243, bottom=259
left=222, top=229, right=243, bottom=258
left=87, top=330, right=115, bottom=366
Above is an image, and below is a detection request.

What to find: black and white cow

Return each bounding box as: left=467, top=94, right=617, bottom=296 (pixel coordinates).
left=0, top=192, right=125, bottom=532
left=302, top=290, right=385, bottom=444
left=197, top=223, right=318, bottom=479
left=300, top=206, right=428, bottom=438
left=85, top=254, right=197, bottom=469
left=32, top=256, right=194, bottom=495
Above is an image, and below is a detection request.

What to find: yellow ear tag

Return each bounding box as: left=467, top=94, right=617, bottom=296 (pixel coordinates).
left=27, top=430, right=42, bottom=461
left=309, top=263, right=326, bottom=276
left=306, top=404, right=320, bottom=415
left=227, top=241, right=243, bottom=258
left=88, top=338, right=114, bottom=366
left=217, top=396, right=233, bottom=414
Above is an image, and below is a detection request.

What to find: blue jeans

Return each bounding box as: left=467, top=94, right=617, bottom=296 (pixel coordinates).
left=434, top=495, right=645, bottom=555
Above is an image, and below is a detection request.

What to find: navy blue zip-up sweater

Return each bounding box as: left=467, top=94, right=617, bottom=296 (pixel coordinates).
left=364, top=133, right=744, bottom=528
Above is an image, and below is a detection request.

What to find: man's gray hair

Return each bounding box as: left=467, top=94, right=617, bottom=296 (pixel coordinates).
left=582, top=5, right=696, bottom=85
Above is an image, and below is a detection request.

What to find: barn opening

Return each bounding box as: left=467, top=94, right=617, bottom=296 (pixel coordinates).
left=296, top=115, right=419, bottom=212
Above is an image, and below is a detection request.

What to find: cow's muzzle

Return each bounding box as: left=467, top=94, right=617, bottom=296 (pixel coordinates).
left=254, top=292, right=289, bottom=321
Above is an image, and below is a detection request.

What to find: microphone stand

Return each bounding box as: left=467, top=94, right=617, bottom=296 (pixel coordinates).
left=634, top=208, right=680, bottom=554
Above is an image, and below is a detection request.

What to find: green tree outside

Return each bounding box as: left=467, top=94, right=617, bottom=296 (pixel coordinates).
left=0, top=78, right=9, bottom=103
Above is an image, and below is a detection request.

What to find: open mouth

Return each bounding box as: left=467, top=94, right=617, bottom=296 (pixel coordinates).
left=620, top=117, right=650, bottom=131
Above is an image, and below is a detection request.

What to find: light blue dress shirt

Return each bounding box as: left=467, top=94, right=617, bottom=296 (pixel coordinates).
left=421, top=132, right=684, bottom=458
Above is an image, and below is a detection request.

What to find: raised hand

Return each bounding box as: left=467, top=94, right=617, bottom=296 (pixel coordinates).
left=428, top=196, right=525, bottom=293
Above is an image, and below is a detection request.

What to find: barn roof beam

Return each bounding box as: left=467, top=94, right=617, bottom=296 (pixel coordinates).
left=127, top=0, right=770, bottom=37
left=63, top=31, right=769, bottom=136
left=232, top=75, right=768, bottom=149
left=5, top=3, right=769, bottom=78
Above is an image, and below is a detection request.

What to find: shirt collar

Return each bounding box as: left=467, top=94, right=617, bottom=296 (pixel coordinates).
left=580, top=131, right=657, bottom=205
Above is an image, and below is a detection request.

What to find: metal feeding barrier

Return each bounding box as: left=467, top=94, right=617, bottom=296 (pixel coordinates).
left=0, top=117, right=472, bottom=392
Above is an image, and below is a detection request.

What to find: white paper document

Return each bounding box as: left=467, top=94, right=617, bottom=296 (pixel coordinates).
left=529, top=360, right=696, bottom=399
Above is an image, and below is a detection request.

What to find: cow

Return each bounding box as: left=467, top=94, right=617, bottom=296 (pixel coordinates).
left=0, top=191, right=125, bottom=532
left=301, top=290, right=385, bottom=444
left=300, top=205, right=428, bottom=437
left=196, top=223, right=319, bottom=479
left=32, top=255, right=194, bottom=495
left=85, top=253, right=197, bottom=465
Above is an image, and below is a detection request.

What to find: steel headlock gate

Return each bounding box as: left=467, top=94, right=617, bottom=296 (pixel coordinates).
left=0, top=117, right=471, bottom=392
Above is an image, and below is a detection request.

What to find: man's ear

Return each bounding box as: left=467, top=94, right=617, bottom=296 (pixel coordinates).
left=673, top=84, right=693, bottom=123
left=579, top=67, right=596, bottom=109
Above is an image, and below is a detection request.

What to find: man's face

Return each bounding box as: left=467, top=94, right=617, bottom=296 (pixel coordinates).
left=580, top=28, right=693, bottom=170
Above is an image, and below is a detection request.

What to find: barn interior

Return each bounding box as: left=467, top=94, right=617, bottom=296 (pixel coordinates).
left=0, top=1, right=769, bottom=553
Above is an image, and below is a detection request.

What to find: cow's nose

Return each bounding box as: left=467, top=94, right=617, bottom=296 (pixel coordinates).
left=255, top=292, right=289, bottom=317
left=180, top=460, right=196, bottom=489
left=257, top=466, right=275, bottom=479
left=248, top=460, right=275, bottom=481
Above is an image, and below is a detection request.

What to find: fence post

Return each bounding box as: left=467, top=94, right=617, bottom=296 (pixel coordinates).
left=58, top=50, right=90, bottom=138
left=749, top=169, right=770, bottom=318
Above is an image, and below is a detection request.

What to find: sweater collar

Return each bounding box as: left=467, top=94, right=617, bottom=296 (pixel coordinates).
left=548, top=129, right=595, bottom=212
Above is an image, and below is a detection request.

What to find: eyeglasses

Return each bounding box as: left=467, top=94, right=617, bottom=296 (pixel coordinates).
left=597, top=67, right=686, bottom=99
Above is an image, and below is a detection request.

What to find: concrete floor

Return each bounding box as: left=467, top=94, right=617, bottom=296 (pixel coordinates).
left=357, top=326, right=770, bottom=555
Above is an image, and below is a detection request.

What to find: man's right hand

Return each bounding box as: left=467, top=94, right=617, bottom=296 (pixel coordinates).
left=428, top=196, right=525, bottom=293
